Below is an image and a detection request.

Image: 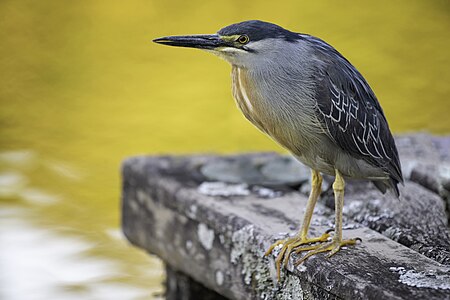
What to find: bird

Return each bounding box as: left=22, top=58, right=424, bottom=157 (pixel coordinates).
left=153, top=20, right=403, bottom=279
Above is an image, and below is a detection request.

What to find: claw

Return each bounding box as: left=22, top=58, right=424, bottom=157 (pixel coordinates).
left=325, top=228, right=335, bottom=234
left=294, top=238, right=359, bottom=266
left=265, top=232, right=332, bottom=280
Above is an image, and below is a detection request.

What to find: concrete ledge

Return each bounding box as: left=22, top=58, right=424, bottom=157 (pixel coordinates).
left=122, top=134, right=450, bottom=300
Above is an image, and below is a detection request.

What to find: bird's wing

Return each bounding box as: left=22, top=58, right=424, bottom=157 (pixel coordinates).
left=310, top=40, right=403, bottom=185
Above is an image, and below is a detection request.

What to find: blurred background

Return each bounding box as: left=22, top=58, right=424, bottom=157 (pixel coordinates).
left=0, top=0, right=449, bottom=299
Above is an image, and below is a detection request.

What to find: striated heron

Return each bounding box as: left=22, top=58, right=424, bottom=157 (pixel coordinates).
left=153, top=20, right=403, bottom=279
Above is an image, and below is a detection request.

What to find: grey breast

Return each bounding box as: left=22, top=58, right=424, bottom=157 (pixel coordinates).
left=231, top=65, right=337, bottom=174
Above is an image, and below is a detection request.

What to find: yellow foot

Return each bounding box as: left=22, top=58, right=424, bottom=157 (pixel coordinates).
left=294, top=238, right=360, bottom=266
left=264, top=232, right=331, bottom=280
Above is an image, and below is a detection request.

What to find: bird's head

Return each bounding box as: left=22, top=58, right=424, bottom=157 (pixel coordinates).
left=153, top=20, right=301, bottom=68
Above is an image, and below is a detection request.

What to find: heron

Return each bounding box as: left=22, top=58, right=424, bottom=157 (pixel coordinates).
left=153, top=20, right=403, bottom=279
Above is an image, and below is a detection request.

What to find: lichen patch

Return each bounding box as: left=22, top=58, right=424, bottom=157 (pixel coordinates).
left=197, top=223, right=215, bottom=250
left=198, top=181, right=250, bottom=197
left=390, top=267, right=450, bottom=290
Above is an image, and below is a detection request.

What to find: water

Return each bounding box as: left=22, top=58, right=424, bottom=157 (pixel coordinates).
left=0, top=1, right=449, bottom=299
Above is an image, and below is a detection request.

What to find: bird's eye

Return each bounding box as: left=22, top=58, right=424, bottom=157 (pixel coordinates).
left=237, top=35, right=249, bottom=44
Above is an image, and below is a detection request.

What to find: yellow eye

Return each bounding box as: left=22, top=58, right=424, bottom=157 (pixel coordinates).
left=237, top=35, right=249, bottom=44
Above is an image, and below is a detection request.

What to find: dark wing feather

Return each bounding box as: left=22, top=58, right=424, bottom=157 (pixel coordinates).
left=302, top=35, right=403, bottom=189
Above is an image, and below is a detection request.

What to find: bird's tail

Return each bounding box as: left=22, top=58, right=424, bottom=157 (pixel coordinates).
left=372, top=177, right=401, bottom=198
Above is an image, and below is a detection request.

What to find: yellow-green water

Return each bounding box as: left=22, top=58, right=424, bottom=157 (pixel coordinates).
left=0, top=1, right=449, bottom=299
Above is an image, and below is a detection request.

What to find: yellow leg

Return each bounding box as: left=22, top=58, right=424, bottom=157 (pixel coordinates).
left=299, top=170, right=323, bottom=240
left=294, top=169, right=360, bottom=266
left=264, top=170, right=330, bottom=279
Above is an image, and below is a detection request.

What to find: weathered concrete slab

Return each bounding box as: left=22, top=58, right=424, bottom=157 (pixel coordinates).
left=122, top=137, right=450, bottom=300
left=340, top=180, right=450, bottom=265
left=395, top=134, right=450, bottom=217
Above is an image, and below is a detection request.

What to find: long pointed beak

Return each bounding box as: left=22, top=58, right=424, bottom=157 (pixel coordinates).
left=153, top=34, right=225, bottom=50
